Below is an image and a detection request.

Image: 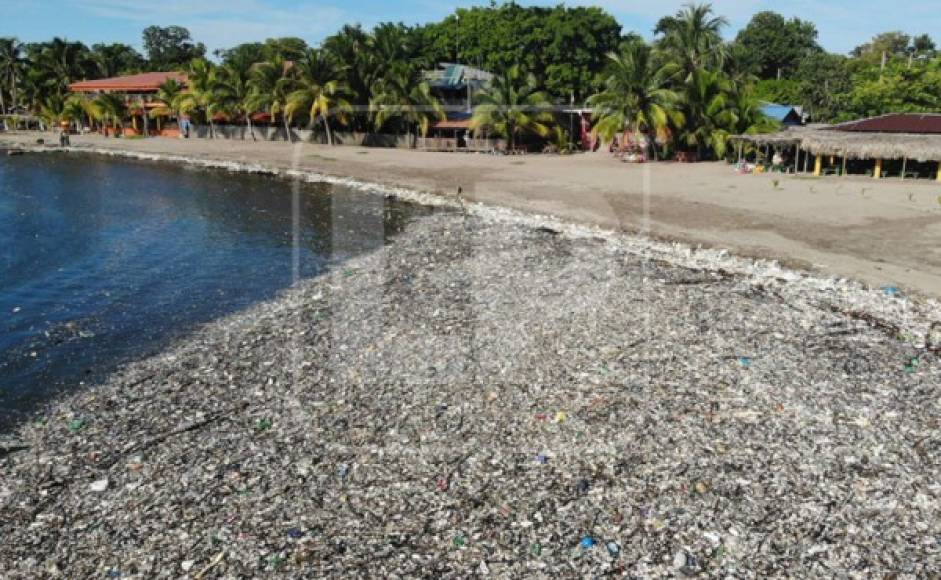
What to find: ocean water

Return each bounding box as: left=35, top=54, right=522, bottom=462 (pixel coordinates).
left=0, top=151, right=429, bottom=430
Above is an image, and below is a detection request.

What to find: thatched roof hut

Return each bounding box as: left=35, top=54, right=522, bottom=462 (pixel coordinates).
left=799, top=131, right=941, bottom=163
left=731, top=114, right=941, bottom=179
left=734, top=114, right=941, bottom=162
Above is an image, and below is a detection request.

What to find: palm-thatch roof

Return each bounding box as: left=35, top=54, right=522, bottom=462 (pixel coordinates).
left=799, top=131, right=941, bottom=162
left=732, top=125, right=941, bottom=162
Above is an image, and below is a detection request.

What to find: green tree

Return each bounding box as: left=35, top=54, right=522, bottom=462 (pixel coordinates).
left=586, top=42, right=681, bottom=159
left=216, top=56, right=259, bottom=140
left=175, top=58, right=220, bottom=137
left=285, top=48, right=352, bottom=145
left=89, top=43, right=145, bottom=77
left=415, top=3, right=621, bottom=101
left=678, top=69, right=735, bottom=159
left=655, top=3, right=728, bottom=81
left=794, top=52, right=852, bottom=122
left=852, top=31, right=911, bottom=60
left=733, top=11, right=821, bottom=79
left=248, top=55, right=295, bottom=142
left=143, top=26, right=206, bottom=70
left=91, top=92, right=127, bottom=135
left=371, top=61, right=444, bottom=143
left=470, top=64, right=554, bottom=150
left=0, top=37, right=25, bottom=116
left=149, top=78, right=185, bottom=129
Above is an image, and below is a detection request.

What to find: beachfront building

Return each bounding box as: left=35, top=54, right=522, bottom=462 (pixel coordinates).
left=422, top=63, right=494, bottom=151
left=733, top=113, right=941, bottom=181
left=69, top=71, right=189, bottom=137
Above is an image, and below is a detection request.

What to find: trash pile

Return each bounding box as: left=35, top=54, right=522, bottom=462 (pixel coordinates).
left=1, top=210, right=939, bottom=577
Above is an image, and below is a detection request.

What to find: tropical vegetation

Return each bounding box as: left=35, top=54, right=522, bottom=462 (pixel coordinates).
left=1, top=6, right=940, bottom=159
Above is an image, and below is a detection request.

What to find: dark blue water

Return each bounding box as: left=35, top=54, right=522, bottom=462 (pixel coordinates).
left=0, top=152, right=429, bottom=430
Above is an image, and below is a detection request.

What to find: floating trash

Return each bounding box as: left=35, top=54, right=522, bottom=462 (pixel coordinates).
left=580, top=535, right=596, bottom=549
left=605, top=541, right=620, bottom=557
left=882, top=286, right=901, bottom=297
left=536, top=454, right=548, bottom=464
left=738, top=356, right=752, bottom=368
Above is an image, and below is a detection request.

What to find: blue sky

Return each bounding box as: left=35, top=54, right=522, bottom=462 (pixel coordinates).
left=1, top=0, right=938, bottom=56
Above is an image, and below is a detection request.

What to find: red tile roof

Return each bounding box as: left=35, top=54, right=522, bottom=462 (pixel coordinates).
left=831, top=113, right=941, bottom=134
left=70, top=72, right=188, bottom=93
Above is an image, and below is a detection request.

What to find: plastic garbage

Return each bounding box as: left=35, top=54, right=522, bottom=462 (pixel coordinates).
left=580, top=535, right=596, bottom=549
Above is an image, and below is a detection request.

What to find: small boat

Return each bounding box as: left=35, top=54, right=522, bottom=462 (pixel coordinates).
left=6, top=149, right=25, bottom=156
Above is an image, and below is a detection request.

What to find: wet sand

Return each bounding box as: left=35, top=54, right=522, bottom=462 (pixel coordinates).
left=3, top=132, right=941, bottom=297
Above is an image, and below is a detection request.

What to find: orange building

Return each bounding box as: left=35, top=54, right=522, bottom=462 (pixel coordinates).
left=69, top=72, right=188, bottom=137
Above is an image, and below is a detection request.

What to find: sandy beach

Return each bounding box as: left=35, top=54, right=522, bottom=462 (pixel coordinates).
left=4, top=132, right=941, bottom=298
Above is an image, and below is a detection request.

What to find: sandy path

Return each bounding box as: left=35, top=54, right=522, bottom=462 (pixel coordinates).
left=5, top=132, right=941, bottom=298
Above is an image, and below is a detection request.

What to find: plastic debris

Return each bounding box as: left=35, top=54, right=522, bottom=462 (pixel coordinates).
left=553, top=411, right=567, bottom=423
left=0, top=203, right=937, bottom=577
left=89, top=478, right=109, bottom=492
left=882, top=286, right=900, bottom=297
left=605, top=541, right=620, bottom=557
left=738, top=356, right=752, bottom=368
left=580, top=536, right=596, bottom=549
left=287, top=528, right=303, bottom=539
left=67, top=418, right=85, bottom=433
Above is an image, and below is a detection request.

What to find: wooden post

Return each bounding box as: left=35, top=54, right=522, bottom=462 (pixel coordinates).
left=901, top=157, right=908, bottom=181
left=814, top=155, right=822, bottom=176
left=874, top=158, right=882, bottom=179
left=795, top=147, right=801, bottom=174
left=841, top=155, right=847, bottom=177
left=937, top=161, right=941, bottom=182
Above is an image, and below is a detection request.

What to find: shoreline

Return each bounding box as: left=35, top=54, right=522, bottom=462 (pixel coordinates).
left=1, top=146, right=940, bottom=575
left=5, top=131, right=941, bottom=299
left=3, top=133, right=941, bottom=338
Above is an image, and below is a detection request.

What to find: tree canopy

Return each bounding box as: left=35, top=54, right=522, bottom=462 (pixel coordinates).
left=733, top=11, right=821, bottom=79
left=143, top=26, right=206, bottom=71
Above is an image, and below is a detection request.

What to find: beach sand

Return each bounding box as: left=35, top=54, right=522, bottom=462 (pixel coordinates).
left=4, top=131, right=941, bottom=298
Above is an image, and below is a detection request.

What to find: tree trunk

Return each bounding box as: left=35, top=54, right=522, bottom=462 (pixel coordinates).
left=11, top=74, right=17, bottom=118
left=209, top=117, right=215, bottom=139
left=246, top=113, right=255, bottom=141
left=647, top=131, right=659, bottom=161
left=323, top=113, right=333, bottom=146
left=142, top=104, right=149, bottom=137
left=283, top=115, right=293, bottom=143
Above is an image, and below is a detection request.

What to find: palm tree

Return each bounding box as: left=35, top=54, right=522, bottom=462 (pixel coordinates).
left=285, top=48, right=352, bottom=146
left=92, top=93, right=127, bottom=136
left=216, top=58, right=258, bottom=141
left=678, top=69, right=735, bottom=159
left=655, top=3, right=729, bottom=81
left=0, top=38, right=25, bottom=121
left=62, top=94, right=93, bottom=132
left=587, top=43, right=683, bottom=160
left=371, top=62, right=444, bottom=145
left=248, top=56, right=295, bottom=142
left=149, top=78, right=185, bottom=133
left=470, top=65, right=554, bottom=151
left=175, top=58, right=219, bottom=138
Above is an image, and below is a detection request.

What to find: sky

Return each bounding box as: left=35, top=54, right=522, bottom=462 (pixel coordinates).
left=1, top=0, right=939, bottom=57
